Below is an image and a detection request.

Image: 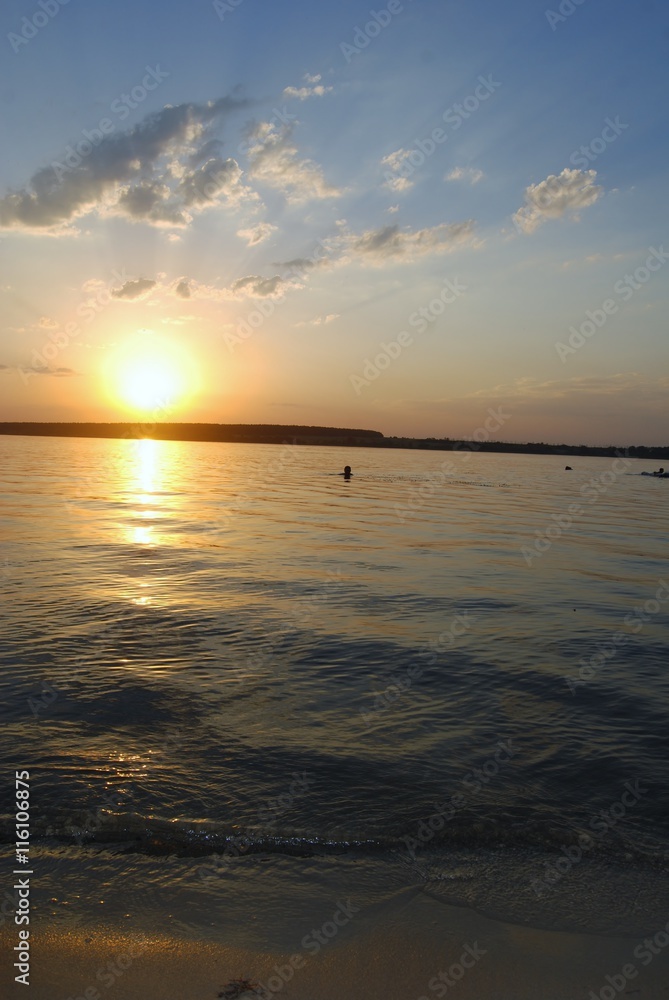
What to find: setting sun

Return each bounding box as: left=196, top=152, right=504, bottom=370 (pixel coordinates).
left=105, top=334, right=199, bottom=416
left=118, top=358, right=182, bottom=411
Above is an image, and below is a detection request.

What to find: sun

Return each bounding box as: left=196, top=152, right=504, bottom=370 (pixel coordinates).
left=106, top=334, right=199, bottom=416
left=119, top=358, right=182, bottom=411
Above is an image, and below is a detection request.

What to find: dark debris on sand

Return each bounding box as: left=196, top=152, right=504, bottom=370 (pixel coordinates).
left=218, top=980, right=260, bottom=999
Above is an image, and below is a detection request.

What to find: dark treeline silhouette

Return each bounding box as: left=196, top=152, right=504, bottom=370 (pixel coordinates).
left=385, top=437, right=669, bottom=459
left=0, top=422, right=384, bottom=447
left=0, top=422, right=667, bottom=459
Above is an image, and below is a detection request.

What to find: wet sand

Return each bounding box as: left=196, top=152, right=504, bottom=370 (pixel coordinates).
left=5, top=890, right=669, bottom=1000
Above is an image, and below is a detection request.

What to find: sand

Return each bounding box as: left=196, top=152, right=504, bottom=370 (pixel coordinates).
left=4, top=890, right=669, bottom=1000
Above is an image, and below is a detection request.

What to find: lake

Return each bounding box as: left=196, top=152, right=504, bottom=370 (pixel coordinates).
left=1, top=433, right=668, bottom=997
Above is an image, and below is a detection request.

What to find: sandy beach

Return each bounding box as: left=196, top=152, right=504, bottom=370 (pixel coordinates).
left=6, top=888, right=669, bottom=1000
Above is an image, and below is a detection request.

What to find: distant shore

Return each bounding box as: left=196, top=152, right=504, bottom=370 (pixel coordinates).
left=0, top=421, right=667, bottom=459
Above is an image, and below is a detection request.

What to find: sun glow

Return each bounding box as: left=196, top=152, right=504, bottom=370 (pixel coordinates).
left=106, top=334, right=199, bottom=415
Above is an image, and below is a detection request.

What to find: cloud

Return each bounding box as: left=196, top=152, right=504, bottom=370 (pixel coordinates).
left=0, top=95, right=252, bottom=232
left=229, top=274, right=291, bottom=298
left=237, top=221, right=277, bottom=246
left=513, top=168, right=603, bottom=235
left=111, top=277, right=157, bottom=300
left=174, top=279, right=191, bottom=299
left=246, top=122, right=341, bottom=202
left=465, top=372, right=669, bottom=403
left=337, top=221, right=477, bottom=265
left=4, top=364, right=80, bottom=377
left=445, top=167, right=484, bottom=185
left=381, top=150, right=415, bottom=192
left=186, top=273, right=301, bottom=301
left=296, top=313, right=339, bottom=327
left=178, top=156, right=258, bottom=209
left=283, top=73, right=333, bottom=100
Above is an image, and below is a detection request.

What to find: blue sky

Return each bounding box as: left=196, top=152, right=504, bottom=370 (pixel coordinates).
left=0, top=0, right=667, bottom=443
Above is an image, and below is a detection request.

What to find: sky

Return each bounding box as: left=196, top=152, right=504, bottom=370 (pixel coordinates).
left=0, top=0, right=667, bottom=445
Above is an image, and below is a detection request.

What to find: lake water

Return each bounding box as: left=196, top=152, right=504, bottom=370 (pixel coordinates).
left=1, top=433, right=668, bottom=956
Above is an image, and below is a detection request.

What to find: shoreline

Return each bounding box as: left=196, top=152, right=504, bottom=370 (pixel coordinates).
left=5, top=892, right=669, bottom=1000
left=0, top=422, right=667, bottom=459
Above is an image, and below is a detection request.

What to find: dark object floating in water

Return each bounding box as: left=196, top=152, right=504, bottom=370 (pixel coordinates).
left=218, top=981, right=260, bottom=999
left=565, top=466, right=572, bottom=470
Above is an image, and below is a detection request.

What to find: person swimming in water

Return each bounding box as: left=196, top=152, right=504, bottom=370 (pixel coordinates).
left=340, top=465, right=352, bottom=480
left=654, top=468, right=665, bottom=476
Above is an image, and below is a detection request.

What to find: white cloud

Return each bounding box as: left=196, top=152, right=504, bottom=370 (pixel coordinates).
left=187, top=273, right=302, bottom=301
left=513, top=168, right=603, bottom=235
left=283, top=74, right=333, bottom=100
left=445, top=167, right=484, bottom=185
left=296, top=313, right=339, bottom=327
left=246, top=122, right=341, bottom=202
left=381, top=149, right=415, bottom=192
left=237, top=221, right=278, bottom=246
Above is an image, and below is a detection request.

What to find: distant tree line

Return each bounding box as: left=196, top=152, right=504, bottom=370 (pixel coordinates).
left=0, top=422, right=666, bottom=458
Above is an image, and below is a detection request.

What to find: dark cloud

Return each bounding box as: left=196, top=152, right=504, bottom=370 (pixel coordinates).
left=0, top=95, right=251, bottom=231
left=111, top=277, right=156, bottom=300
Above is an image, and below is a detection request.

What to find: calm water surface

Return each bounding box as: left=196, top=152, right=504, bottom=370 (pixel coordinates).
left=1, top=434, right=668, bottom=940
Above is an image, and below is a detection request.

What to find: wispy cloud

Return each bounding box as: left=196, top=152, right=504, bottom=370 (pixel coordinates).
left=237, top=221, right=277, bottom=246
left=283, top=74, right=333, bottom=101
left=0, top=364, right=80, bottom=377
left=296, top=313, right=339, bottom=327
left=445, top=166, right=484, bottom=185
left=336, top=221, right=477, bottom=265
left=381, top=149, right=415, bottom=192
left=186, top=273, right=303, bottom=301
left=513, top=168, right=603, bottom=235
left=246, top=121, right=341, bottom=202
